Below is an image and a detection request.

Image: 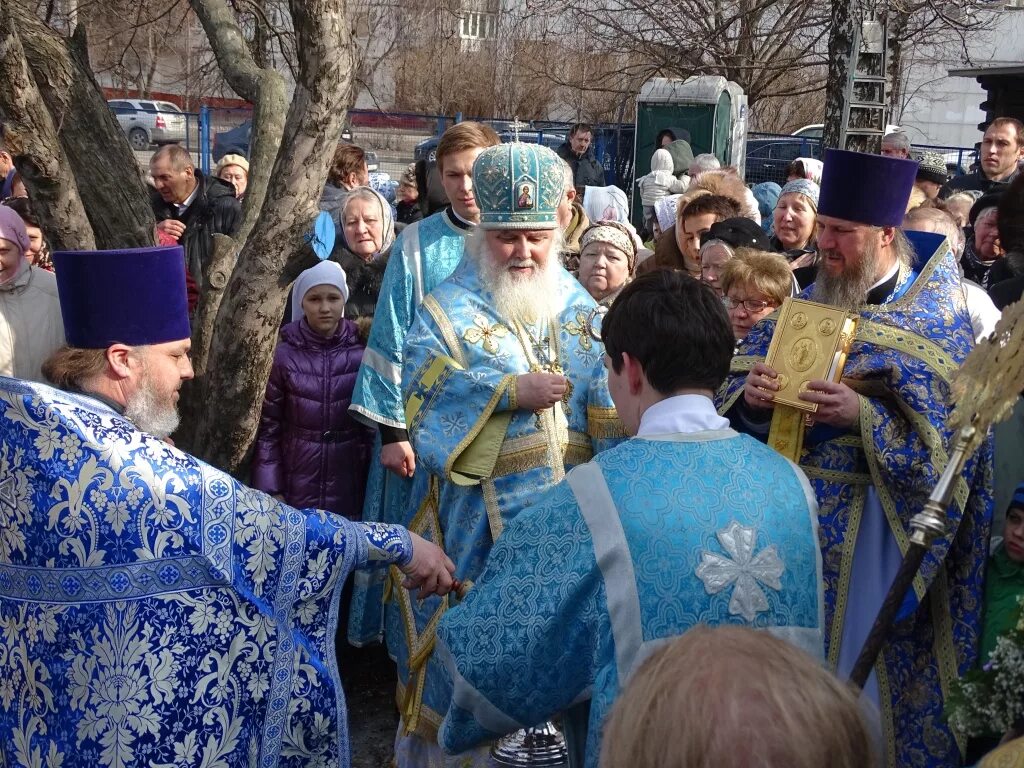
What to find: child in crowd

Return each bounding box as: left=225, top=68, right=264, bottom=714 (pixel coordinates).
left=252, top=260, right=373, bottom=519
left=637, top=148, right=689, bottom=236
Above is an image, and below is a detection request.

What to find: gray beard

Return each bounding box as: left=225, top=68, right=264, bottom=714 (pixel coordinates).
left=811, top=243, right=881, bottom=311
left=124, top=380, right=180, bottom=439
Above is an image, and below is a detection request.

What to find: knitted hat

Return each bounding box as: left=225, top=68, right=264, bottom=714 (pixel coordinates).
left=818, top=149, right=918, bottom=227
left=292, top=260, right=349, bottom=322
left=52, top=246, right=190, bottom=348
left=779, top=179, right=820, bottom=209
left=473, top=143, right=563, bottom=230
left=215, top=153, right=249, bottom=176
left=916, top=151, right=948, bottom=186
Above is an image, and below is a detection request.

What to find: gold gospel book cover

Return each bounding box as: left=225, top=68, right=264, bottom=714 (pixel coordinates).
left=763, top=298, right=858, bottom=413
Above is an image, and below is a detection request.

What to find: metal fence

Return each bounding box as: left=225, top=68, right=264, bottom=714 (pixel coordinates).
left=114, top=107, right=977, bottom=195
left=744, top=131, right=977, bottom=187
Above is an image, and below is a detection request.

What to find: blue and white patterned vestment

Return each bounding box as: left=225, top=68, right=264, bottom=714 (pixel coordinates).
left=718, top=232, right=994, bottom=767
left=348, top=208, right=471, bottom=645
left=0, top=377, right=415, bottom=768
left=393, top=254, right=626, bottom=750
left=435, top=396, right=824, bottom=768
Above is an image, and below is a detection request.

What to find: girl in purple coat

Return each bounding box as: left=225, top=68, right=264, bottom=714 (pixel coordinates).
left=252, top=261, right=373, bottom=519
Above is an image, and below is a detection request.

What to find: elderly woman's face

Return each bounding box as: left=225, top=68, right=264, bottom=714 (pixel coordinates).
left=0, top=237, right=23, bottom=281
left=344, top=197, right=384, bottom=259
left=218, top=164, right=248, bottom=198
left=579, top=241, right=630, bottom=300
left=700, top=243, right=732, bottom=296
left=724, top=283, right=779, bottom=341
left=974, top=209, right=1000, bottom=259
left=773, top=192, right=816, bottom=250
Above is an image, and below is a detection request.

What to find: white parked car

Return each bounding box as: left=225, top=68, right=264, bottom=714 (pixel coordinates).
left=107, top=99, right=188, bottom=150
left=791, top=123, right=902, bottom=139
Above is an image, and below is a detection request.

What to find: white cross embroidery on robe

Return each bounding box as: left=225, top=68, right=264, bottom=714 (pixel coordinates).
left=695, top=521, right=785, bottom=622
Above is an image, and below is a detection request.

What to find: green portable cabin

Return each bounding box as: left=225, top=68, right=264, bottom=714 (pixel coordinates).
left=632, top=76, right=748, bottom=230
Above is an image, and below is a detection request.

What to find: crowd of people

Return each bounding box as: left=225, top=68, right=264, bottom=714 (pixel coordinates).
left=0, top=112, right=1023, bottom=768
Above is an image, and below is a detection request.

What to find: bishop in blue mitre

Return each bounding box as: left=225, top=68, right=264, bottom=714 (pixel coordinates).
left=434, top=271, right=824, bottom=768
left=0, top=245, right=454, bottom=768
left=719, top=149, right=994, bottom=767
left=391, top=141, right=627, bottom=767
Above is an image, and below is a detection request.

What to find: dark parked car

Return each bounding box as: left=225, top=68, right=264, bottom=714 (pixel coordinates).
left=212, top=119, right=376, bottom=170
left=743, top=138, right=822, bottom=186
left=414, top=129, right=567, bottom=163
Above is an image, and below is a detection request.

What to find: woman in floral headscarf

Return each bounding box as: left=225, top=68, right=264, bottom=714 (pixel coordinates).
left=577, top=220, right=640, bottom=306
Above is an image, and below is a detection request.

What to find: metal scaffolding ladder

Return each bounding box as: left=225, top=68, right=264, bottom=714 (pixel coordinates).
left=841, top=16, right=890, bottom=153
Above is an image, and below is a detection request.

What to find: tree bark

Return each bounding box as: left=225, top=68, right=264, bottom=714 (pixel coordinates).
left=186, top=0, right=354, bottom=473
left=823, top=0, right=856, bottom=151
left=11, top=3, right=155, bottom=249
left=0, top=0, right=95, bottom=250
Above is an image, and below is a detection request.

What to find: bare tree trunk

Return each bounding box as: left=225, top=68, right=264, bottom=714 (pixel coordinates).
left=11, top=2, right=154, bottom=248
left=0, top=0, right=95, bottom=250
left=886, top=11, right=909, bottom=121
left=185, top=0, right=354, bottom=472
left=823, top=0, right=856, bottom=150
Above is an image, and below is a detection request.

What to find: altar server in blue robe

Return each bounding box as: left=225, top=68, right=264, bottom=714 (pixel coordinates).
left=720, top=149, right=994, bottom=767
left=347, top=122, right=500, bottom=645
left=0, top=245, right=455, bottom=768
left=393, top=142, right=627, bottom=766
left=435, top=270, right=824, bottom=768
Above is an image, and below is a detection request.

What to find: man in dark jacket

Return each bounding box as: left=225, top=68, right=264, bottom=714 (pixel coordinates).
left=556, top=123, right=606, bottom=191
left=150, top=144, right=242, bottom=299
left=942, top=118, right=1023, bottom=197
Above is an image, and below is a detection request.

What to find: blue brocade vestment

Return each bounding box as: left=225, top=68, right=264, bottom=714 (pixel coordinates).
left=435, top=431, right=824, bottom=768
left=718, top=232, right=994, bottom=768
left=392, top=256, right=626, bottom=746
left=0, top=378, right=413, bottom=768
left=348, top=209, right=470, bottom=646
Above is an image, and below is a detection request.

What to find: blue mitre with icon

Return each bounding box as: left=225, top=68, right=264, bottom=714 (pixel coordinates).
left=472, top=142, right=564, bottom=230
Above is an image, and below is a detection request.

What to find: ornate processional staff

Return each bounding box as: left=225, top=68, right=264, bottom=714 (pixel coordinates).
left=849, top=298, right=1024, bottom=689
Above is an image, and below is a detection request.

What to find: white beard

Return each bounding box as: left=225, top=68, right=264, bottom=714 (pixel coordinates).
left=468, top=230, right=563, bottom=327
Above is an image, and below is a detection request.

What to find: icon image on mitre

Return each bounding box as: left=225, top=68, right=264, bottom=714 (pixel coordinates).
left=516, top=182, right=535, bottom=210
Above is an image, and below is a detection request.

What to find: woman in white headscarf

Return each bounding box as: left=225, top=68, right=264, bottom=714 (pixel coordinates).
left=334, top=186, right=397, bottom=321
left=0, top=205, right=64, bottom=382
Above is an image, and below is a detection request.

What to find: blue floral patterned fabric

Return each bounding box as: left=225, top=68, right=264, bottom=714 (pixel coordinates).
left=435, top=433, right=824, bottom=768
left=0, top=377, right=413, bottom=768
left=392, top=254, right=625, bottom=747
left=717, top=232, right=994, bottom=767
left=348, top=209, right=470, bottom=647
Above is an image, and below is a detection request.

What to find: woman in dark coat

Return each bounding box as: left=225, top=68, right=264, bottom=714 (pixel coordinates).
left=333, top=186, right=396, bottom=321
left=252, top=260, right=372, bottom=518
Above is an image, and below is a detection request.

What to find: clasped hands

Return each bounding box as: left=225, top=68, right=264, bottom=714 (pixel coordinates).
left=516, top=371, right=568, bottom=411
left=743, top=362, right=860, bottom=428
